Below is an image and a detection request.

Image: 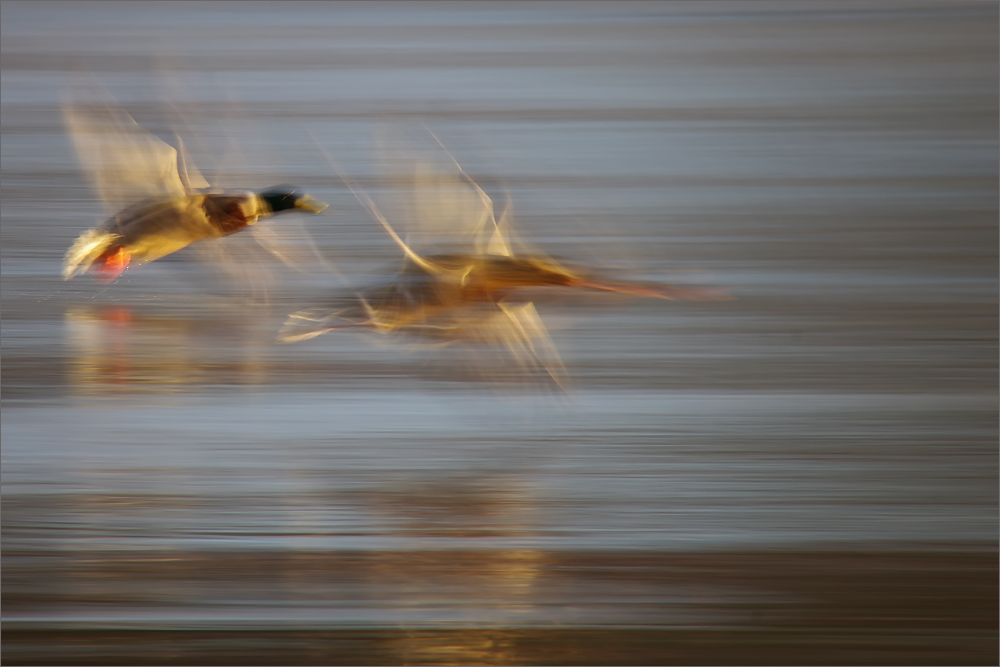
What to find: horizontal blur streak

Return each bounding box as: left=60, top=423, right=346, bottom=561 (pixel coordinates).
left=3, top=549, right=996, bottom=665
left=2, top=1, right=997, bottom=665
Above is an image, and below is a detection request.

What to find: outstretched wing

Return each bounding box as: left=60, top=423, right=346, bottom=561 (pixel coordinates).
left=407, top=157, right=495, bottom=253
left=446, top=299, right=569, bottom=390
left=173, top=134, right=211, bottom=192
left=63, top=100, right=190, bottom=212
left=370, top=127, right=517, bottom=259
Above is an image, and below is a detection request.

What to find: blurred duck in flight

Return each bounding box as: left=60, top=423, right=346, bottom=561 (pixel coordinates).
left=280, top=142, right=726, bottom=386
left=62, top=100, right=328, bottom=282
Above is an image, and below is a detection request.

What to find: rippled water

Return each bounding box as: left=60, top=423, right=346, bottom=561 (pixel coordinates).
left=2, top=2, right=997, bottom=664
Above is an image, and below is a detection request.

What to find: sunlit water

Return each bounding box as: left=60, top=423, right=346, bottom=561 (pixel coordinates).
left=2, top=2, right=996, bottom=663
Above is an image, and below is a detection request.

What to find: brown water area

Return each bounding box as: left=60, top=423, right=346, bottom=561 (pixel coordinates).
left=2, top=2, right=997, bottom=665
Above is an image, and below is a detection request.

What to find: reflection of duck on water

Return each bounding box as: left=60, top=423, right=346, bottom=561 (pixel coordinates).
left=280, top=143, right=727, bottom=387
left=64, top=305, right=270, bottom=394
left=62, top=100, right=327, bottom=282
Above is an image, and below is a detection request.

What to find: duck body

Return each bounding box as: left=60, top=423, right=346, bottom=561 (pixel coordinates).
left=309, top=255, right=572, bottom=331
left=371, top=254, right=576, bottom=314
left=64, top=187, right=327, bottom=281
left=282, top=251, right=710, bottom=343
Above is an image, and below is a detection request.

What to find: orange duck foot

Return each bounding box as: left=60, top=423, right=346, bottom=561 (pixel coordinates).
left=94, top=247, right=132, bottom=283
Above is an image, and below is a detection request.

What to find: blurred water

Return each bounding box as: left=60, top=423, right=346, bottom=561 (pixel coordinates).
left=2, top=1, right=997, bottom=664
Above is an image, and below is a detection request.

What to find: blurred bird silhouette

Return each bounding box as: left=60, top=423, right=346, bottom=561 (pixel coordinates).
left=62, top=100, right=328, bottom=282
left=280, top=138, right=727, bottom=387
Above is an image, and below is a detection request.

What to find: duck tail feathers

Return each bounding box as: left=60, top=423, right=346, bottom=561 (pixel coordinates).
left=63, top=228, right=120, bottom=279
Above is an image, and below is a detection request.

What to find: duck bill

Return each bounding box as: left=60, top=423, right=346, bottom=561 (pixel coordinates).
left=294, top=194, right=329, bottom=214
left=573, top=279, right=732, bottom=301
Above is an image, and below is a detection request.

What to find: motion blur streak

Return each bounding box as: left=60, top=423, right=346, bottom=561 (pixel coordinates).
left=279, top=143, right=726, bottom=389
left=2, top=1, right=997, bottom=665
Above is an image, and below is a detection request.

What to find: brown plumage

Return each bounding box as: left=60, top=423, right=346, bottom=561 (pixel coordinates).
left=280, top=141, right=728, bottom=387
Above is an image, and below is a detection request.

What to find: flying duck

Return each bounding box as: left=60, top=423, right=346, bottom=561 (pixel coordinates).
left=279, top=144, right=726, bottom=387
left=62, top=102, right=328, bottom=281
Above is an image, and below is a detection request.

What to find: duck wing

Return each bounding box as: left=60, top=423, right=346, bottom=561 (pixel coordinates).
left=369, top=127, right=513, bottom=260
left=441, top=299, right=568, bottom=389
left=408, top=138, right=517, bottom=258
left=63, top=100, right=193, bottom=213
left=173, top=134, right=211, bottom=193
left=407, top=157, right=496, bottom=254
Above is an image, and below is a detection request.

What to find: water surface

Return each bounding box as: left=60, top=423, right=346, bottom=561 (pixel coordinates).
left=2, top=2, right=997, bottom=664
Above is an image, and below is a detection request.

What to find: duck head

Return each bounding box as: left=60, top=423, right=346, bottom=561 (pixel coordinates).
left=257, top=186, right=329, bottom=215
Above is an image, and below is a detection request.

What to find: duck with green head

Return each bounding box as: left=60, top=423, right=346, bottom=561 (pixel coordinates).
left=62, top=103, right=328, bottom=282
